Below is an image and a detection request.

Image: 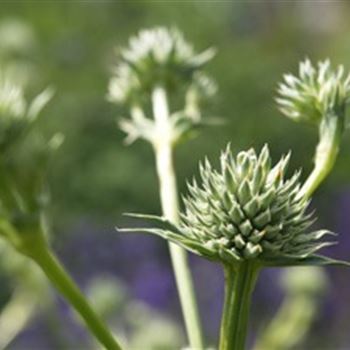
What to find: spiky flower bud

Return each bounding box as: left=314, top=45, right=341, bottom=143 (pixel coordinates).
left=0, top=70, right=53, bottom=152
left=108, top=26, right=216, bottom=104
left=123, top=145, right=346, bottom=267
left=178, top=145, right=333, bottom=263
left=276, top=59, right=350, bottom=124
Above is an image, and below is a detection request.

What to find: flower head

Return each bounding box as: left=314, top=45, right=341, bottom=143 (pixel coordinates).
left=276, top=59, right=350, bottom=124
left=123, top=145, right=343, bottom=267
left=0, top=127, right=63, bottom=255
left=107, top=27, right=217, bottom=146
left=0, top=70, right=53, bottom=152
left=107, top=26, right=216, bottom=104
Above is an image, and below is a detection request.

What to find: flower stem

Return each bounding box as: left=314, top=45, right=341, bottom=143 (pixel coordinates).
left=28, top=241, right=122, bottom=350
left=219, top=262, right=259, bottom=350
left=152, top=85, right=204, bottom=349
left=300, top=111, right=344, bottom=199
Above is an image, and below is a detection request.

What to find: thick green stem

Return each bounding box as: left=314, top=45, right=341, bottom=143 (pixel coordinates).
left=219, top=262, right=259, bottom=350
left=300, top=112, right=344, bottom=199
left=152, top=85, right=204, bottom=349
left=29, top=243, right=122, bottom=350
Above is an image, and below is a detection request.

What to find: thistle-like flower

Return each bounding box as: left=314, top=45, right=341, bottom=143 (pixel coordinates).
left=122, top=145, right=346, bottom=267
left=276, top=59, right=350, bottom=124
left=0, top=70, right=53, bottom=152
left=107, top=27, right=217, bottom=146
left=108, top=26, right=216, bottom=102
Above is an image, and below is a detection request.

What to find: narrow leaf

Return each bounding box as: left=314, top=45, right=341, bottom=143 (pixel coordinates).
left=261, top=254, right=350, bottom=268
left=123, top=212, right=182, bottom=233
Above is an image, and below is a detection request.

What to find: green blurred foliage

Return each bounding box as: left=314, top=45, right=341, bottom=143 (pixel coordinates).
left=0, top=2, right=350, bottom=349
left=0, top=1, right=349, bottom=232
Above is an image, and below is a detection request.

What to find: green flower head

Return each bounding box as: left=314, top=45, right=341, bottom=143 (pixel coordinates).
left=276, top=59, right=350, bottom=124
left=122, top=145, right=345, bottom=268
left=0, top=70, right=53, bottom=152
left=107, top=26, right=216, bottom=104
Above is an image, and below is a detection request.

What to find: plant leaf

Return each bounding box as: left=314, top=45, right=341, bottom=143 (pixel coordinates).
left=123, top=212, right=183, bottom=233
left=261, top=254, right=350, bottom=268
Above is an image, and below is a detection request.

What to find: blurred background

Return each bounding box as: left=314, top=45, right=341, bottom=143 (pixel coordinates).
left=1, top=1, right=350, bottom=349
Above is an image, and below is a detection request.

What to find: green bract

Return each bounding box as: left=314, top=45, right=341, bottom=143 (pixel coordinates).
left=276, top=59, right=350, bottom=124
left=122, top=145, right=346, bottom=268
left=0, top=70, right=53, bottom=152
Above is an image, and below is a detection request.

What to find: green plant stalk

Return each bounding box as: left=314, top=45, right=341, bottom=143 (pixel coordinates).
left=300, top=111, right=344, bottom=199
left=152, top=85, right=204, bottom=349
left=219, top=262, right=259, bottom=350
left=27, top=238, right=122, bottom=350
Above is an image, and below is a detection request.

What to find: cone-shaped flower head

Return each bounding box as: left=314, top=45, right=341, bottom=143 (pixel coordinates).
left=123, top=145, right=341, bottom=267
left=108, top=27, right=216, bottom=104
left=0, top=69, right=53, bottom=152
left=276, top=59, right=350, bottom=124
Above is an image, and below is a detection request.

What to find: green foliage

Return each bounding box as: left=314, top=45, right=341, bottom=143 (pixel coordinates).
left=2, top=2, right=350, bottom=227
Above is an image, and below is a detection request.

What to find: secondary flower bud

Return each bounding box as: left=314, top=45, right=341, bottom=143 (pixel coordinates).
left=107, top=26, right=216, bottom=104
left=107, top=27, right=217, bottom=146
left=276, top=59, right=350, bottom=124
